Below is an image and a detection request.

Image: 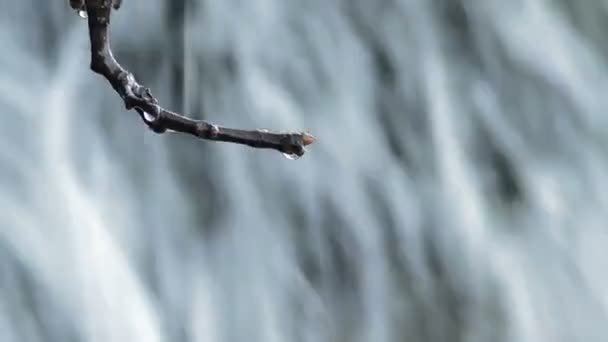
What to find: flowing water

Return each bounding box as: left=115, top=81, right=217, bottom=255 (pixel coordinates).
left=2, top=0, right=608, bottom=341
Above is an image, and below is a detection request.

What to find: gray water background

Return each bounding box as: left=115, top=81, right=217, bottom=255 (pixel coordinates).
left=1, top=0, right=608, bottom=341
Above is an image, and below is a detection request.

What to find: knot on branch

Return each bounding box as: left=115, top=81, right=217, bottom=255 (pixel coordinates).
left=196, top=122, right=220, bottom=139
left=122, top=76, right=158, bottom=111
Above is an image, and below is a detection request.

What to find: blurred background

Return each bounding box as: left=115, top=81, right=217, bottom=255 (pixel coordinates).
left=1, top=0, right=608, bottom=341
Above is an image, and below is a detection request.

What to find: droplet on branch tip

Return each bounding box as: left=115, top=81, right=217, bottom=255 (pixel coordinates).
left=283, top=152, right=302, bottom=160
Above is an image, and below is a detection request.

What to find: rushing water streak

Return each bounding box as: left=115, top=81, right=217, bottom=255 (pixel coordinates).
left=1, top=0, right=608, bottom=341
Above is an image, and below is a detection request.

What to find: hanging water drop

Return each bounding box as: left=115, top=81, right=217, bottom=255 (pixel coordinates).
left=282, top=152, right=302, bottom=160
left=142, top=111, right=156, bottom=122
left=77, top=10, right=87, bottom=18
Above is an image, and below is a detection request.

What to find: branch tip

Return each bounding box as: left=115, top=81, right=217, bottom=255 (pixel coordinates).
left=302, top=132, right=317, bottom=146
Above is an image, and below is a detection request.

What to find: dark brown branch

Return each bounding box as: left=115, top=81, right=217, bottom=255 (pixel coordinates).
left=81, top=0, right=316, bottom=157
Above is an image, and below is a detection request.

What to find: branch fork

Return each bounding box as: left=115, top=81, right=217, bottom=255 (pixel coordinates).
left=74, top=0, right=316, bottom=158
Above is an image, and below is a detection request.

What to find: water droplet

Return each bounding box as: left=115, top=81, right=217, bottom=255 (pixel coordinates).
left=209, top=124, right=219, bottom=137
left=142, top=111, right=156, bottom=122
left=77, top=9, right=87, bottom=18
left=282, top=152, right=301, bottom=160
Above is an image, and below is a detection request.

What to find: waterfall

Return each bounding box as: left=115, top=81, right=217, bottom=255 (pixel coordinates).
left=2, top=0, right=608, bottom=341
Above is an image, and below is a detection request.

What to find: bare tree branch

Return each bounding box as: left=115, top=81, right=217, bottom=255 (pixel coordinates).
left=77, top=0, right=316, bottom=158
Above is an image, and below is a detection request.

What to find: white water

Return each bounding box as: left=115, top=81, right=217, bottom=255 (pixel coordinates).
left=2, top=0, right=608, bottom=341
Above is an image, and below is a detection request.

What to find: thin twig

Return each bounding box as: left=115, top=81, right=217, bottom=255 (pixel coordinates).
left=80, top=0, right=316, bottom=157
